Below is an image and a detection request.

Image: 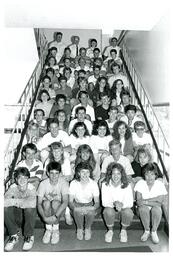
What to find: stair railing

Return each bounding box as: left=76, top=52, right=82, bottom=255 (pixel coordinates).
left=119, top=43, right=169, bottom=183
left=4, top=30, right=48, bottom=189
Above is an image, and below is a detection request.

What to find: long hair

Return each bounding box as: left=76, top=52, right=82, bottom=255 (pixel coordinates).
left=75, top=144, right=96, bottom=171
left=70, top=122, right=90, bottom=137
left=104, top=162, right=129, bottom=188
left=135, top=145, right=153, bottom=163
left=112, top=120, right=132, bottom=140
left=74, top=162, right=94, bottom=181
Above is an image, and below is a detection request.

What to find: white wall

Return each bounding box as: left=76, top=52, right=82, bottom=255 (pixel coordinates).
left=42, top=28, right=102, bottom=49
left=3, top=28, right=39, bottom=105
left=123, top=16, right=170, bottom=104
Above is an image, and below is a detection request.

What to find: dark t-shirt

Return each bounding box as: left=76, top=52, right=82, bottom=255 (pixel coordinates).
left=95, top=105, right=109, bottom=121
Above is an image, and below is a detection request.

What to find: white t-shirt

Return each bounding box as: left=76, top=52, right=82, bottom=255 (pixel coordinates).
left=69, top=135, right=90, bottom=150
left=87, top=75, right=98, bottom=85
left=134, top=179, right=167, bottom=199
left=101, top=154, right=134, bottom=176
left=132, top=132, right=152, bottom=147
left=36, top=130, right=70, bottom=151
left=72, top=104, right=95, bottom=121
left=37, top=177, right=69, bottom=201
left=104, top=45, right=121, bottom=58
left=102, top=181, right=133, bottom=208
left=89, top=135, right=112, bottom=154
left=69, top=178, right=99, bottom=203
left=68, top=119, right=93, bottom=135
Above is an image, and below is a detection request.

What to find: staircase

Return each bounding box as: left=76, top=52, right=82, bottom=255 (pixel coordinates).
left=4, top=29, right=169, bottom=252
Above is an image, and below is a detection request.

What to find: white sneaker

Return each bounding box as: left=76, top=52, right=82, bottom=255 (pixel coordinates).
left=141, top=230, right=150, bottom=242
left=5, top=234, right=19, bottom=251
left=51, top=230, right=60, bottom=244
left=151, top=231, right=159, bottom=244
left=85, top=228, right=92, bottom=240
left=105, top=230, right=114, bottom=243
left=77, top=229, right=83, bottom=240
left=120, top=229, right=128, bottom=243
left=65, top=213, right=73, bottom=225
left=42, top=230, right=52, bottom=244
left=23, top=236, right=34, bottom=251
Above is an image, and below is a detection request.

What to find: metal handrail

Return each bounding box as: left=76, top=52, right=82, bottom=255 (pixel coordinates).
left=119, top=44, right=169, bottom=182
left=4, top=29, right=48, bottom=186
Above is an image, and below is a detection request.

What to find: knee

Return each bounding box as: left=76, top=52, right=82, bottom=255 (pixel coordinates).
left=151, top=206, right=162, bottom=216
left=103, top=207, right=115, bottom=218
left=51, top=200, right=61, bottom=211
left=42, top=200, right=51, bottom=210
left=138, top=205, right=149, bottom=215
left=122, top=208, right=134, bottom=219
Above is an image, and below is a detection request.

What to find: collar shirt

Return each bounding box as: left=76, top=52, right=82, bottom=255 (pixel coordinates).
left=69, top=44, right=81, bottom=58
left=49, top=41, right=66, bottom=63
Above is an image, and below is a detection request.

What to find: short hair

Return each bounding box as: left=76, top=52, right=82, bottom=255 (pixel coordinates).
left=78, top=90, right=88, bottom=99
left=93, top=48, right=100, bottom=53
left=109, top=139, right=121, bottom=149
left=59, top=76, right=67, bottom=83
left=108, top=106, right=119, bottom=113
left=111, top=37, right=118, bottom=42
left=34, top=108, right=45, bottom=116
left=22, top=143, right=37, bottom=154
left=111, top=62, right=120, bottom=72
left=93, top=65, right=101, bottom=71
left=63, top=67, right=72, bottom=75
left=110, top=49, right=117, bottom=54
left=134, top=121, right=145, bottom=131
left=75, top=106, right=86, bottom=115
left=99, top=91, right=109, bottom=99
left=49, top=47, right=57, bottom=52
left=124, top=104, right=137, bottom=114
left=55, top=32, right=63, bottom=37
left=55, top=94, right=66, bottom=102
left=79, top=47, right=86, bottom=53
left=78, top=69, right=86, bottom=75
left=14, top=167, right=30, bottom=180
left=38, top=89, right=50, bottom=101
left=47, top=161, right=62, bottom=174
left=47, top=118, right=59, bottom=128
left=46, top=67, right=55, bottom=75
left=74, top=162, right=93, bottom=181
left=142, top=163, right=159, bottom=180
left=105, top=162, right=128, bottom=188
left=64, top=47, right=71, bottom=53
left=42, top=75, right=51, bottom=82
left=120, top=89, right=131, bottom=100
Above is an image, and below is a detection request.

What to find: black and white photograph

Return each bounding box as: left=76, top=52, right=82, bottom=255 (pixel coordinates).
left=2, top=0, right=172, bottom=253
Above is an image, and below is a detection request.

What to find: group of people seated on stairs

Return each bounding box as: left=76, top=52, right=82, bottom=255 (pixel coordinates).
left=4, top=31, right=167, bottom=251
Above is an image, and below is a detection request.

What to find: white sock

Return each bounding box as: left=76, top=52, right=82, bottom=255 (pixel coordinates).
left=52, top=224, right=59, bottom=231
left=46, top=224, right=52, bottom=231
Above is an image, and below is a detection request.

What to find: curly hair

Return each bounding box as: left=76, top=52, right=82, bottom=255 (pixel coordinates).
left=104, top=162, right=129, bottom=188
left=74, top=162, right=94, bottom=181
left=70, top=122, right=90, bottom=137
left=75, top=144, right=96, bottom=171
left=142, top=163, right=159, bottom=180
left=112, top=120, right=132, bottom=140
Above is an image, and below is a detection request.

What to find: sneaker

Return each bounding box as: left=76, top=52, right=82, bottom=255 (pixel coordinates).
left=65, top=213, right=73, bottom=225
left=141, top=230, right=150, bottom=242
left=5, top=234, right=19, bottom=251
left=42, top=230, right=52, bottom=244
left=151, top=231, right=159, bottom=244
left=77, top=229, right=83, bottom=240
left=51, top=230, right=60, bottom=244
left=120, top=229, right=128, bottom=243
left=84, top=228, right=92, bottom=240
left=23, top=236, right=34, bottom=251
left=105, top=230, right=114, bottom=243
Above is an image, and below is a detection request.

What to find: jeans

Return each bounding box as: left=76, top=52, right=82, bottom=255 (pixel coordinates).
left=103, top=207, right=134, bottom=228
left=4, top=206, right=36, bottom=237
